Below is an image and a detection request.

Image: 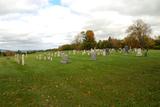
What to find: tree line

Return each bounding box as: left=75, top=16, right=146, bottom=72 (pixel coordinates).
left=59, top=19, right=160, bottom=50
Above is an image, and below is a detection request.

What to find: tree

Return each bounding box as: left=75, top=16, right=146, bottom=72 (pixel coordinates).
left=73, top=31, right=84, bottom=44
left=108, top=36, right=113, bottom=48
left=154, top=35, right=160, bottom=49
left=82, top=30, right=96, bottom=50
left=3, top=51, right=15, bottom=56
left=59, top=44, right=75, bottom=50
left=124, top=35, right=140, bottom=48
left=97, top=40, right=103, bottom=49
left=73, top=31, right=85, bottom=50
left=111, top=38, right=121, bottom=49
left=86, top=30, right=95, bottom=41
left=126, top=19, right=152, bottom=49
left=97, top=40, right=109, bottom=49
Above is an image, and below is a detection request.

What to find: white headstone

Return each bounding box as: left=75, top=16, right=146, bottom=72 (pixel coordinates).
left=73, top=50, right=76, bottom=55
left=57, top=51, right=60, bottom=57
left=22, top=54, right=25, bottom=65
left=136, top=48, right=142, bottom=56
left=61, top=53, right=69, bottom=64
left=17, top=54, right=20, bottom=64
left=103, top=50, right=106, bottom=56
left=48, top=56, right=50, bottom=60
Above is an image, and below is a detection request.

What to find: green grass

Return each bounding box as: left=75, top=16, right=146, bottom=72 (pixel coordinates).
left=0, top=50, right=160, bottom=107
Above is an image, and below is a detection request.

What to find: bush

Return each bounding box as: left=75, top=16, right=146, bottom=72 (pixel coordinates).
left=3, top=51, right=15, bottom=56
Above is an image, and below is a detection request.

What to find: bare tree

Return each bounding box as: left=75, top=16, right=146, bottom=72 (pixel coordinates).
left=126, top=19, right=152, bottom=49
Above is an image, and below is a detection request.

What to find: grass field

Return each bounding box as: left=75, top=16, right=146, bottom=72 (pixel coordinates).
left=0, top=50, right=160, bottom=107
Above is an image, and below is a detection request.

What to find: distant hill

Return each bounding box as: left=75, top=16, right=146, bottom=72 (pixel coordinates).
left=0, top=49, right=8, bottom=52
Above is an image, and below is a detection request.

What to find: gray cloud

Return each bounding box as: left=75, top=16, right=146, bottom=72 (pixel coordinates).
left=91, top=0, right=160, bottom=16
left=121, top=0, right=160, bottom=16
left=0, top=32, right=58, bottom=50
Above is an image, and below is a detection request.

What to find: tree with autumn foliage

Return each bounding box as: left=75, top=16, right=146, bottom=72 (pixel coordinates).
left=82, top=30, right=96, bottom=50
left=107, top=36, right=123, bottom=49
left=126, top=19, right=152, bottom=49
left=124, top=35, right=140, bottom=48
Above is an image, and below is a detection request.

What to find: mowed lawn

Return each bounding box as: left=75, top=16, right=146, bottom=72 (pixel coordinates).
left=0, top=50, right=160, bottom=107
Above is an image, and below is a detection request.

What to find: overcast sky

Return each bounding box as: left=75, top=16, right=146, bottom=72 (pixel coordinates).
left=0, top=0, right=160, bottom=50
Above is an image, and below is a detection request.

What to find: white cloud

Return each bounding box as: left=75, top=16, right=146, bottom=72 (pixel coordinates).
left=0, top=2, right=87, bottom=50
left=0, top=0, right=160, bottom=50
left=0, top=0, right=49, bottom=15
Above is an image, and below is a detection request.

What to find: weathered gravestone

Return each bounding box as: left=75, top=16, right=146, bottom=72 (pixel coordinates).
left=82, top=50, right=86, bottom=55
left=91, top=49, right=96, bottom=60
left=47, top=56, right=50, bottom=61
left=22, top=54, right=25, bottom=65
left=87, top=51, right=90, bottom=56
left=106, top=48, right=110, bottom=55
left=124, top=45, right=129, bottom=54
left=15, top=54, right=25, bottom=65
left=61, top=53, right=69, bottom=64
left=136, top=48, right=143, bottom=56
left=57, top=51, right=61, bottom=57
left=73, top=50, right=76, bottom=55
left=50, top=57, right=53, bottom=61
left=39, top=54, right=42, bottom=60
left=103, top=49, right=106, bottom=56
left=15, top=54, right=21, bottom=64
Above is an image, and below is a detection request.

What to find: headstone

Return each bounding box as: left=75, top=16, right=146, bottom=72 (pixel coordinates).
left=82, top=50, right=86, bottom=55
left=50, top=57, right=53, bottom=61
left=39, top=54, right=42, bottom=60
left=106, top=48, right=110, bottom=55
left=73, top=50, right=76, bottom=55
left=17, top=54, right=20, bottom=64
left=61, top=53, right=69, bottom=64
left=48, top=56, right=50, bottom=60
left=15, top=54, right=17, bottom=62
left=124, top=45, right=129, bottom=53
left=54, top=53, right=57, bottom=57
left=118, top=48, right=122, bottom=53
left=91, top=49, right=96, bottom=60
left=82, top=51, right=84, bottom=55
left=136, top=48, right=142, bottom=56
left=83, top=50, right=86, bottom=54
left=103, top=49, right=106, bottom=56
left=22, top=54, right=25, bottom=65
left=88, top=52, right=90, bottom=56
left=57, top=51, right=61, bottom=57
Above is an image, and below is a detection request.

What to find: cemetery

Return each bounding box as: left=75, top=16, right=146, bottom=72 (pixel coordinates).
left=0, top=0, right=160, bottom=106
left=0, top=22, right=160, bottom=107
left=0, top=49, right=160, bottom=106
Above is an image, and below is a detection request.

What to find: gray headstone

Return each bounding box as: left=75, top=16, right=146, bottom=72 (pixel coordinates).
left=91, top=49, right=96, bottom=60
